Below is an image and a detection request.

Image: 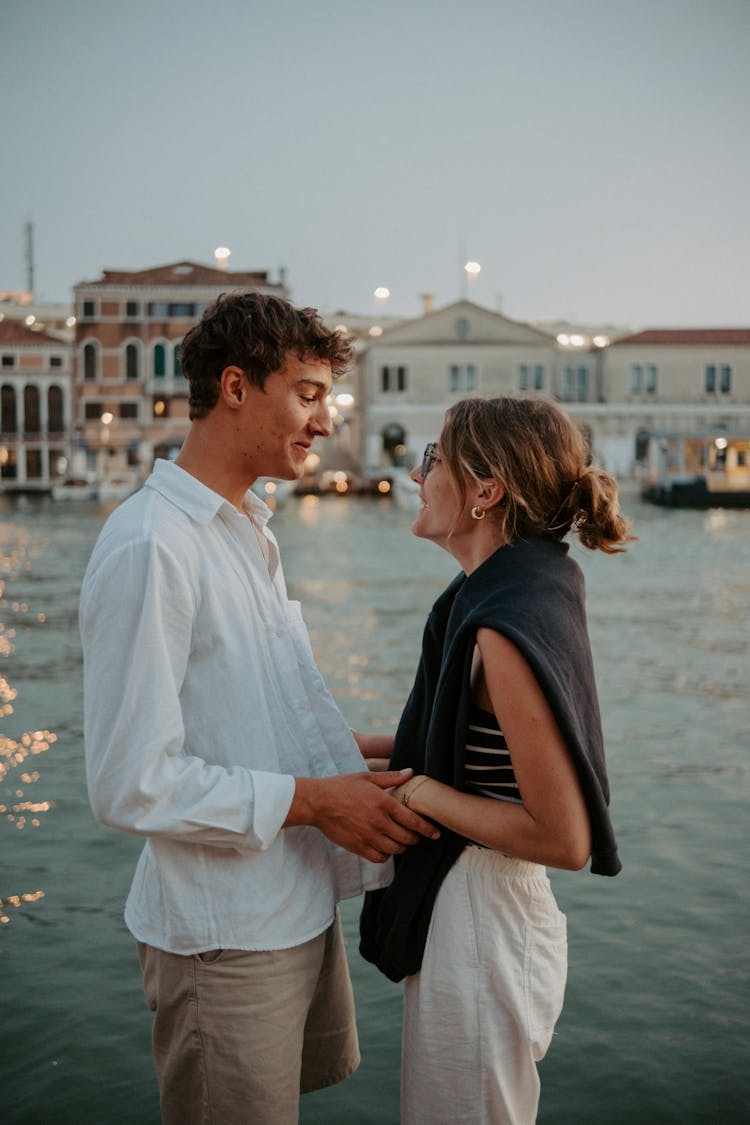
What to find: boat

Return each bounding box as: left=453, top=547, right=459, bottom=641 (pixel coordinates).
left=251, top=478, right=294, bottom=509
left=51, top=477, right=98, bottom=501
left=641, top=433, right=750, bottom=508
left=97, top=476, right=137, bottom=502
left=389, top=467, right=421, bottom=510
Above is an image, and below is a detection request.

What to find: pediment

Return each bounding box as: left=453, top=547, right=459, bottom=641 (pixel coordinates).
left=375, top=300, right=555, bottom=347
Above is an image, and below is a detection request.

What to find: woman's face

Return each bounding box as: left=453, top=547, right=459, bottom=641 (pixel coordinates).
left=409, top=437, right=469, bottom=548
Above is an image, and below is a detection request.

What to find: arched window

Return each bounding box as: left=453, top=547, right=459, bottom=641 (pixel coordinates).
left=1, top=384, right=17, bottom=433
left=24, top=385, right=41, bottom=433
left=173, top=343, right=182, bottom=377
left=153, top=342, right=166, bottom=378
left=83, top=341, right=97, bottom=381
left=125, top=342, right=139, bottom=380
left=48, top=385, right=64, bottom=433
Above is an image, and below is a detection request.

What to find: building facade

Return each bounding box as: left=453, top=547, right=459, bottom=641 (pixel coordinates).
left=71, top=260, right=288, bottom=489
left=0, top=320, right=72, bottom=491
left=356, top=303, right=750, bottom=480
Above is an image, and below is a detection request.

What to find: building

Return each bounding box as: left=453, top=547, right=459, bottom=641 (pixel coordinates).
left=356, top=302, right=750, bottom=481
left=356, top=299, right=560, bottom=470
left=0, top=319, right=72, bottom=492
left=71, top=260, right=288, bottom=489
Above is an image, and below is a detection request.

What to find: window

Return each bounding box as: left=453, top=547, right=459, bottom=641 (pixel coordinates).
left=705, top=365, right=716, bottom=393
left=48, top=385, right=64, bottom=432
left=173, top=343, right=182, bottom=377
left=630, top=364, right=643, bottom=393
left=562, top=366, right=588, bottom=401
left=1, top=384, right=17, bottom=432
left=83, top=342, right=97, bottom=381
left=26, top=448, right=42, bottom=479
left=720, top=365, right=732, bottom=393
left=82, top=300, right=95, bottom=318
left=645, top=365, right=658, bottom=393
left=169, top=303, right=195, bottom=317
left=125, top=343, right=139, bottom=380
left=148, top=302, right=169, bottom=317
left=24, top=386, right=40, bottom=433
left=153, top=342, right=166, bottom=377
left=381, top=365, right=407, bottom=393
left=449, top=364, right=477, bottom=392
left=50, top=355, right=63, bottom=368
left=84, top=402, right=102, bottom=420
left=125, top=301, right=140, bottom=317
left=519, top=364, right=544, bottom=391
left=120, top=402, right=139, bottom=419
left=1, top=354, right=15, bottom=368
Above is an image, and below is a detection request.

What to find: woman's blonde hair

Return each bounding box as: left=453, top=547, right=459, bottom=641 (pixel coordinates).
left=440, top=396, right=632, bottom=553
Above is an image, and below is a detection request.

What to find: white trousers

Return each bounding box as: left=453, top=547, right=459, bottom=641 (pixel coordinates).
left=402, top=847, right=568, bottom=1125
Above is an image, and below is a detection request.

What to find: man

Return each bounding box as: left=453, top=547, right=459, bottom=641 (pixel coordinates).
left=80, top=292, right=437, bottom=1124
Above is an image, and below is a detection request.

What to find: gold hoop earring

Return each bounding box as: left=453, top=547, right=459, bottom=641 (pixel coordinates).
left=471, top=506, right=486, bottom=521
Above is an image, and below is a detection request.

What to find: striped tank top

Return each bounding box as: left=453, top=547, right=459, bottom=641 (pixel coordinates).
left=464, top=703, right=522, bottom=803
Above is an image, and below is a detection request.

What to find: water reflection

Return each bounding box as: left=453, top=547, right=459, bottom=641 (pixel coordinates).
left=0, top=524, right=56, bottom=924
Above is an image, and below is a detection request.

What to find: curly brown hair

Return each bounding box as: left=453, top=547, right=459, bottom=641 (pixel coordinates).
left=440, top=396, right=633, bottom=554
left=180, top=291, right=354, bottom=419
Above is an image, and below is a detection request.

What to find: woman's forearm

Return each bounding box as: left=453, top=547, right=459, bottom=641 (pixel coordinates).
left=397, top=775, right=590, bottom=871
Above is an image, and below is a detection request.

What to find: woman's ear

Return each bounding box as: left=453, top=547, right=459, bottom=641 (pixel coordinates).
left=475, top=480, right=505, bottom=512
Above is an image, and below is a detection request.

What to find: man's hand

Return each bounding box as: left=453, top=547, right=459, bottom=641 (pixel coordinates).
left=286, top=769, right=440, bottom=863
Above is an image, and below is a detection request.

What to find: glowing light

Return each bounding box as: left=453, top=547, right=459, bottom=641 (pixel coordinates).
left=153, top=400, right=166, bottom=416
left=304, top=452, right=320, bottom=472
left=335, top=480, right=349, bottom=493
left=66, top=316, right=77, bottom=327
left=464, top=261, right=481, bottom=277
left=715, top=437, right=728, bottom=450
left=374, top=286, right=390, bottom=300
left=214, top=246, right=231, bottom=261
left=557, top=334, right=570, bottom=346
left=593, top=335, right=610, bottom=348
left=24, top=314, right=36, bottom=326
left=377, top=480, right=391, bottom=494
left=368, top=325, right=383, bottom=337
left=569, top=334, right=586, bottom=347
left=335, top=393, right=354, bottom=408
left=100, top=411, right=114, bottom=425
left=264, top=481, right=277, bottom=494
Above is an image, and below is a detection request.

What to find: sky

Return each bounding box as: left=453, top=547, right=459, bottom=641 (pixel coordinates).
left=2, top=0, right=749, bottom=329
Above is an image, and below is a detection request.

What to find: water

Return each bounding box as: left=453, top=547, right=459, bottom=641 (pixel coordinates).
left=1, top=492, right=748, bottom=1124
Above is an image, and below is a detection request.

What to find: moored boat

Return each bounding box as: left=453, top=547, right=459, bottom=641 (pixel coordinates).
left=641, top=433, right=750, bottom=508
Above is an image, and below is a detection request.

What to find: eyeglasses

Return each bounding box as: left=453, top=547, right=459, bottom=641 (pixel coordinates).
left=420, top=442, right=438, bottom=478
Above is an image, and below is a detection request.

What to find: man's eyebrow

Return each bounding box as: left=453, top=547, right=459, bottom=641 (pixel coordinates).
left=295, top=378, right=330, bottom=392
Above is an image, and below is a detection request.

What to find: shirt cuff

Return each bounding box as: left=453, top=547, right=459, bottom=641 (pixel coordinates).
left=250, top=771, right=296, bottom=850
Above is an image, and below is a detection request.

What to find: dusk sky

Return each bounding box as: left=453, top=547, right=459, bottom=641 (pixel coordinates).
left=3, top=0, right=748, bottom=329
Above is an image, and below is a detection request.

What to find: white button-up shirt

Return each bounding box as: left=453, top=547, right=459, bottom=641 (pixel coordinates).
left=80, top=460, right=389, bottom=954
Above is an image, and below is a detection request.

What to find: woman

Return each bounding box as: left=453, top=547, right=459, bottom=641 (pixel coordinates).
left=360, top=396, right=631, bottom=1124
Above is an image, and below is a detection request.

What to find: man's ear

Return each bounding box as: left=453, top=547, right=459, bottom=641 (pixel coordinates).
left=218, top=365, right=247, bottom=408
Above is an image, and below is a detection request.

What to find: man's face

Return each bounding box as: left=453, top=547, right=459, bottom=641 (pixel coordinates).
left=240, top=354, right=334, bottom=481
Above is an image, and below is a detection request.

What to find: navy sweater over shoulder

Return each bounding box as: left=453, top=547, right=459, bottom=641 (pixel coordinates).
left=360, top=537, right=621, bottom=983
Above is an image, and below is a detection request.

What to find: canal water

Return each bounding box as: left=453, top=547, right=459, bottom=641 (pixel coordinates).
left=1, top=490, right=748, bottom=1124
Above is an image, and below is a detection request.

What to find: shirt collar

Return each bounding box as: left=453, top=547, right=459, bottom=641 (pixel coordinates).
left=145, top=459, right=274, bottom=527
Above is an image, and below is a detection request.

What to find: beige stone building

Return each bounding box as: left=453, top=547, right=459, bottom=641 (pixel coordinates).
left=356, top=299, right=559, bottom=470
left=71, top=260, right=287, bottom=490
left=356, top=305, right=750, bottom=481
left=0, top=320, right=72, bottom=491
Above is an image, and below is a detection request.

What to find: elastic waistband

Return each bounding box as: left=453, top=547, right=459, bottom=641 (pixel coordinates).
left=460, top=845, right=548, bottom=882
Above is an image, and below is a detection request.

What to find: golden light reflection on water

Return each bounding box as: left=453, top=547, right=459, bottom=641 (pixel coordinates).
left=1, top=529, right=56, bottom=924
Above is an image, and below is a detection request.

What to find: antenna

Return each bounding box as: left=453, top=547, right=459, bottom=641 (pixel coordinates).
left=24, top=219, right=35, bottom=298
